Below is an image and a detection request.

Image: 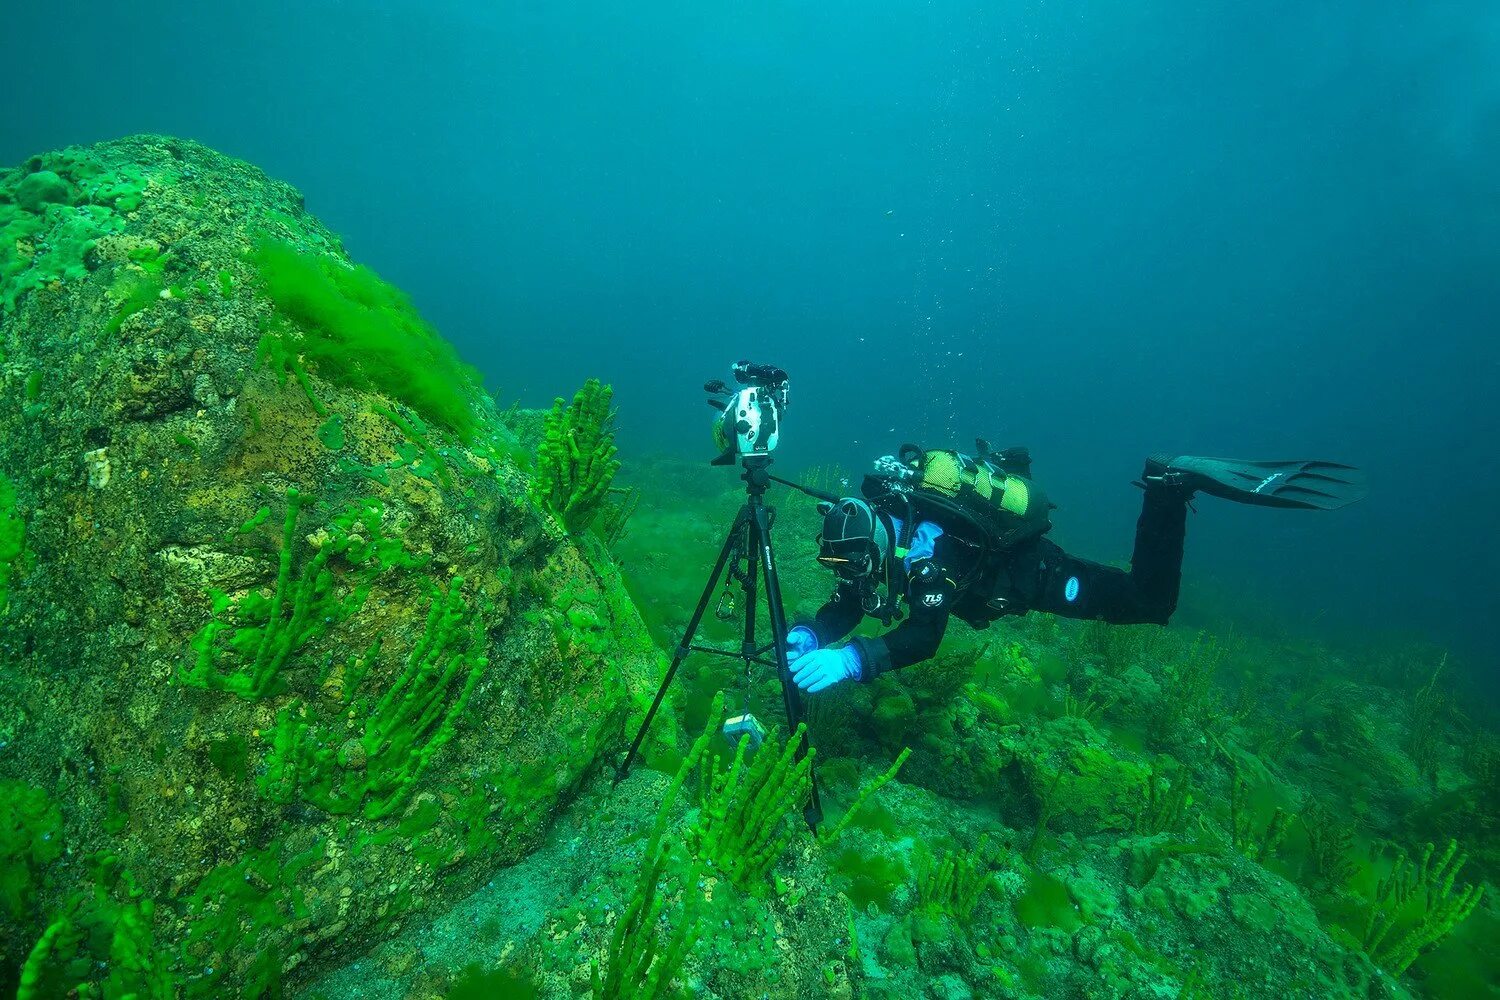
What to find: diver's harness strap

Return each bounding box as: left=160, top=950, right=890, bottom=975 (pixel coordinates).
left=863, top=439, right=1054, bottom=619
left=857, top=509, right=905, bottom=626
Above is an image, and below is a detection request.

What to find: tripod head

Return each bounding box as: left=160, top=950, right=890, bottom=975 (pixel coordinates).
left=706, top=361, right=789, bottom=466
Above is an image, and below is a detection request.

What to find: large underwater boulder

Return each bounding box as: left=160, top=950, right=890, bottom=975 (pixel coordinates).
left=0, top=135, right=657, bottom=995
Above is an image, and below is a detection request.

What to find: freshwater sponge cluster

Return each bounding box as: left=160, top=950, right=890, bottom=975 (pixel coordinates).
left=0, top=136, right=662, bottom=997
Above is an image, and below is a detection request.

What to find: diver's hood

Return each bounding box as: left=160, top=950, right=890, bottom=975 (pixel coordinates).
left=816, top=497, right=889, bottom=578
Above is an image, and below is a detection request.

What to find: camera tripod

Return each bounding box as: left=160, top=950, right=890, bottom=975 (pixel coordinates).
left=615, top=453, right=823, bottom=829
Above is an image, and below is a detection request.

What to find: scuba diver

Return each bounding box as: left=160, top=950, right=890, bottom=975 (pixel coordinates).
left=786, top=446, right=1367, bottom=693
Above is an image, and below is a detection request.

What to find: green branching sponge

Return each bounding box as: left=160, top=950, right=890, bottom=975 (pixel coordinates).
left=592, top=694, right=720, bottom=1000
left=1361, top=839, right=1484, bottom=976
left=916, top=834, right=996, bottom=921
left=258, top=579, right=486, bottom=819
left=821, top=747, right=912, bottom=844
left=180, top=491, right=422, bottom=699
left=535, top=378, right=621, bottom=533
left=1227, top=760, right=1294, bottom=862
left=359, top=578, right=488, bottom=818
left=1135, top=758, right=1193, bottom=836
left=17, top=853, right=172, bottom=1000
left=692, top=722, right=814, bottom=891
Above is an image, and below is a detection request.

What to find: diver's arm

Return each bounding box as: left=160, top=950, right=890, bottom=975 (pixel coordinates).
left=800, top=581, right=866, bottom=647
left=852, top=558, right=956, bottom=679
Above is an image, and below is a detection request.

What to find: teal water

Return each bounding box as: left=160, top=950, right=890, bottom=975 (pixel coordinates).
left=3, top=0, right=1497, bottom=653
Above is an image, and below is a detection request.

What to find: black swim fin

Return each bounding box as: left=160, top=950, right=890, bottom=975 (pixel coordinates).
left=1143, top=454, right=1368, bottom=510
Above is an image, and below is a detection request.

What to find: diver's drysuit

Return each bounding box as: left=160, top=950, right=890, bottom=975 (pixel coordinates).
left=789, top=449, right=1365, bottom=688
left=798, top=476, right=1188, bottom=681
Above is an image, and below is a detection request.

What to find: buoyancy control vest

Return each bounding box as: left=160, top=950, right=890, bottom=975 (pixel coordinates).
left=861, top=441, right=1055, bottom=600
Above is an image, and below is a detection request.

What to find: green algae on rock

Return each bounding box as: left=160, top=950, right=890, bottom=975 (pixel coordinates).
left=0, top=135, right=659, bottom=997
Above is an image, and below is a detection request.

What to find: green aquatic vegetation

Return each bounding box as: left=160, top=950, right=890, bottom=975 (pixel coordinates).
left=178, top=839, right=326, bottom=997
left=0, top=472, right=27, bottom=614
left=249, top=233, right=482, bottom=438
left=259, top=579, right=487, bottom=819
left=1135, top=758, right=1193, bottom=836
left=17, top=853, right=171, bottom=1000
left=0, top=780, right=62, bottom=921
left=535, top=378, right=621, bottom=532
left=105, top=268, right=164, bottom=337
left=831, top=847, right=907, bottom=911
left=1360, top=839, right=1484, bottom=976
left=1061, top=683, right=1112, bottom=724
left=1149, top=632, right=1228, bottom=745
left=180, top=490, right=421, bottom=698
left=1076, top=618, right=1165, bottom=674
left=1228, top=760, right=1295, bottom=862
left=217, top=268, right=234, bottom=297
left=915, top=834, right=996, bottom=921
left=1300, top=798, right=1358, bottom=891
left=598, top=484, right=640, bottom=549
left=592, top=695, right=718, bottom=1000
left=693, top=721, right=814, bottom=890
left=1407, top=655, right=1448, bottom=784
left=821, top=747, right=911, bottom=843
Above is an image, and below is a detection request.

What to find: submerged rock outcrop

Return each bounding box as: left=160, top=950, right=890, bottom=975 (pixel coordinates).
left=0, top=135, right=655, bottom=996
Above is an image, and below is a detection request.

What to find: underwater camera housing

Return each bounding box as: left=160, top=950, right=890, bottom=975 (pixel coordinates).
left=706, top=361, right=789, bottom=465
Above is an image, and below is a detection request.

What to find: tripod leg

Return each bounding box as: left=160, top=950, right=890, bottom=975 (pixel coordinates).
left=750, top=506, right=824, bottom=829
left=616, top=505, right=749, bottom=783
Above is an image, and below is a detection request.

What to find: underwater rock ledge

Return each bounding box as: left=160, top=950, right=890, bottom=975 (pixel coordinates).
left=0, top=135, right=658, bottom=996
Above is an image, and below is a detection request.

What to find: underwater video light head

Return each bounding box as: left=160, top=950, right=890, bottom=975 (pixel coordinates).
left=706, top=360, right=789, bottom=465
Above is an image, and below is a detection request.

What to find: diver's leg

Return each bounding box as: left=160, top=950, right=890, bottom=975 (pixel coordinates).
left=1125, top=479, right=1191, bottom=622
left=1025, top=475, right=1189, bottom=626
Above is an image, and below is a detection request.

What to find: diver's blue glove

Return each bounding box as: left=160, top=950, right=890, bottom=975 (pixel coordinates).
left=786, top=626, right=819, bottom=666
left=791, top=645, right=862, bottom=693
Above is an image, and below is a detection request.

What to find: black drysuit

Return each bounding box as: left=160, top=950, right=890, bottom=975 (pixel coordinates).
left=799, top=485, right=1189, bottom=681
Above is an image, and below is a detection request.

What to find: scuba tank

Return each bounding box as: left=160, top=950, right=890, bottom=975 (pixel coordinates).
left=861, top=440, right=1055, bottom=591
